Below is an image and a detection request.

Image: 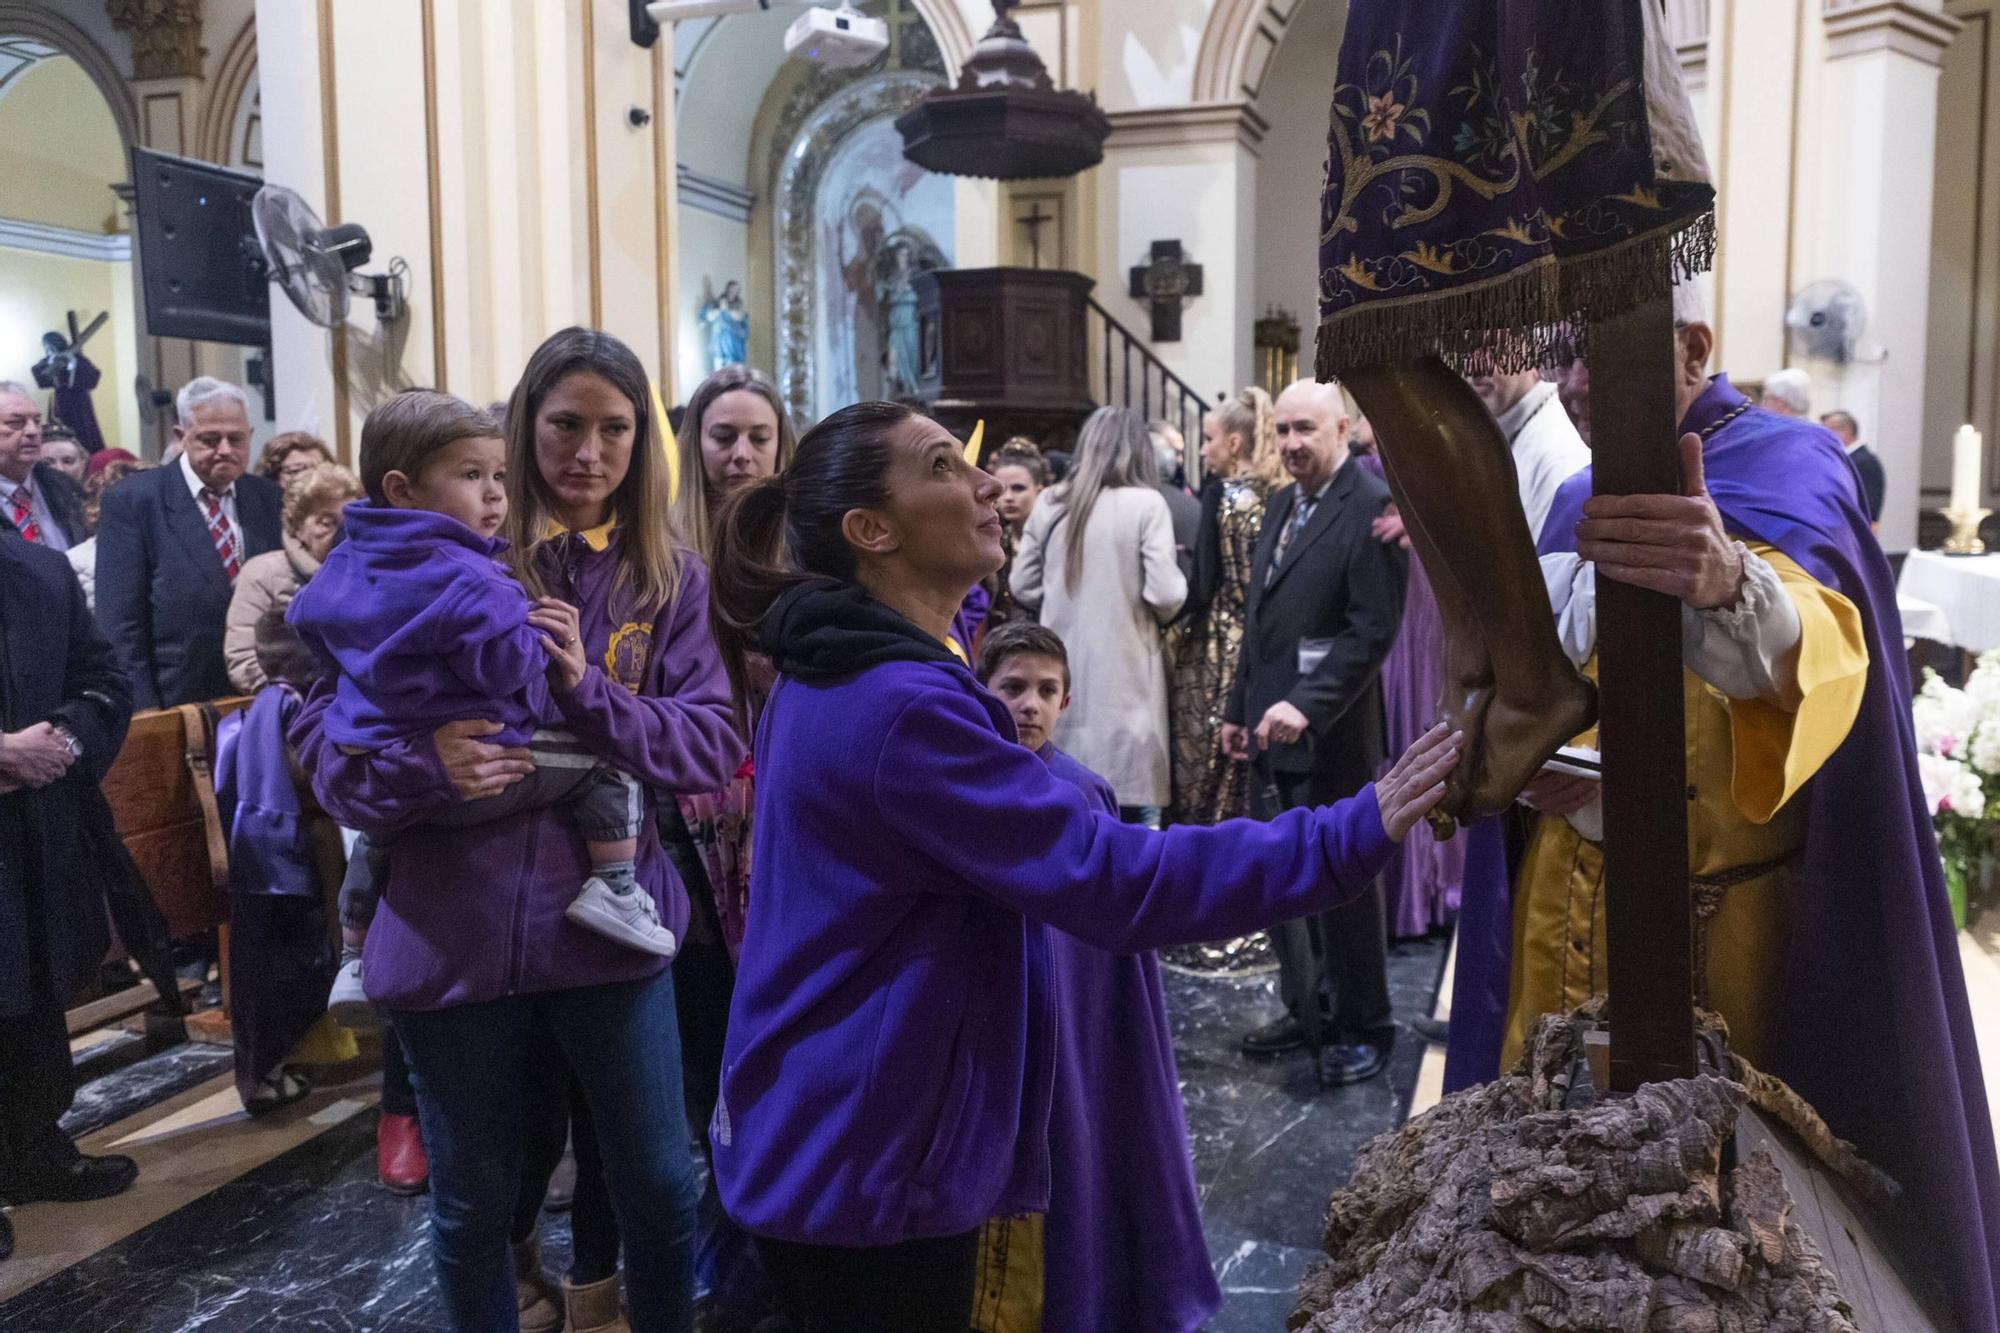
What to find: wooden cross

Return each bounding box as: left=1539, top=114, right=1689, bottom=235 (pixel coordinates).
left=1129, top=239, right=1203, bottom=343
left=1016, top=201, right=1055, bottom=268
left=1589, top=292, right=1697, bottom=1090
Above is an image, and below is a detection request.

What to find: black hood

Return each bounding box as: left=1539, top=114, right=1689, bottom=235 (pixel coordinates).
left=762, top=579, right=961, bottom=684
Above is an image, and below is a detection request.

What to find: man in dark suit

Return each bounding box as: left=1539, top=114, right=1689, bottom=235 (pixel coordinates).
left=1223, top=378, right=1406, bottom=1086
left=0, top=382, right=87, bottom=550
left=0, top=532, right=141, bottom=1255
left=97, top=378, right=282, bottom=710
left=1820, top=410, right=1886, bottom=528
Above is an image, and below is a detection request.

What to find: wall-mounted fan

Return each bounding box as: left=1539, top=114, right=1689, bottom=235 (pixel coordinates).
left=252, top=184, right=407, bottom=328
left=1784, top=279, right=1873, bottom=365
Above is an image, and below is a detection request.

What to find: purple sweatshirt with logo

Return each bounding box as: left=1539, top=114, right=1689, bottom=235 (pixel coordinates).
left=287, top=503, right=552, bottom=749
left=287, top=531, right=742, bottom=1009
left=712, top=658, right=1395, bottom=1248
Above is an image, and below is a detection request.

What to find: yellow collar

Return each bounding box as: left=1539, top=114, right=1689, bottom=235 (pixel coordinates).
left=545, top=515, right=617, bottom=552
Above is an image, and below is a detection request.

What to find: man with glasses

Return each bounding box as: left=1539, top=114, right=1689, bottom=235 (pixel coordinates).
left=0, top=384, right=86, bottom=551
left=96, top=378, right=282, bottom=709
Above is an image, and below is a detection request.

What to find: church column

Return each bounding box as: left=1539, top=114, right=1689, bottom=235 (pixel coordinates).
left=1095, top=103, right=1264, bottom=401
left=255, top=0, right=675, bottom=458
left=1817, top=0, right=1960, bottom=550
left=108, top=0, right=209, bottom=447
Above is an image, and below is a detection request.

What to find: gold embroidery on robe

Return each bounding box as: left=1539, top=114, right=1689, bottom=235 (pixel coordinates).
left=1504, top=545, right=1868, bottom=1071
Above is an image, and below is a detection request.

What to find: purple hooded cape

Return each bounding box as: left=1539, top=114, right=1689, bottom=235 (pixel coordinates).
left=1041, top=744, right=1219, bottom=1332
left=214, top=686, right=338, bottom=1104
left=1506, top=375, right=1999, bottom=1330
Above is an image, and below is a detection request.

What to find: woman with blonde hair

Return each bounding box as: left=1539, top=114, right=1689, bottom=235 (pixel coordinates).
left=671, top=365, right=797, bottom=560
left=1170, top=385, right=1286, bottom=827
left=1012, top=406, right=1186, bottom=821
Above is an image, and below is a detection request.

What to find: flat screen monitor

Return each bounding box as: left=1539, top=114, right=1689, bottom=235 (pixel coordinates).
left=129, top=147, right=269, bottom=346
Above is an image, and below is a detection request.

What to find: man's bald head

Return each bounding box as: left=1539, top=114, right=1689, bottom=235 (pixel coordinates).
left=1273, top=379, right=1350, bottom=492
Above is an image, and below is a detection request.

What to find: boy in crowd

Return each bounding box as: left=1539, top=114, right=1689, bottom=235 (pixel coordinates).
left=288, top=391, right=673, bottom=1023
left=973, top=622, right=1220, bottom=1332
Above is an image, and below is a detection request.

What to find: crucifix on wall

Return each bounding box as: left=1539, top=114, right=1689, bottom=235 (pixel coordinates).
left=1129, top=239, right=1203, bottom=342
left=1015, top=200, right=1056, bottom=268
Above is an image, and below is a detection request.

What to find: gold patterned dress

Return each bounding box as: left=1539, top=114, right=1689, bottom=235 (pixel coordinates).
left=1169, top=475, right=1273, bottom=822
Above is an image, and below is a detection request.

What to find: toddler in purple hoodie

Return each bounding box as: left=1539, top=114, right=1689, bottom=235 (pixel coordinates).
left=287, top=391, right=674, bottom=1021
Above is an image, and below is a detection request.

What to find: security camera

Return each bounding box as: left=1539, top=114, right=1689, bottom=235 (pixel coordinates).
left=785, top=5, right=888, bottom=69
left=645, top=0, right=808, bottom=22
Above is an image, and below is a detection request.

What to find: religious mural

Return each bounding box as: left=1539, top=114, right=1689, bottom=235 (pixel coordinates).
left=810, top=113, right=951, bottom=413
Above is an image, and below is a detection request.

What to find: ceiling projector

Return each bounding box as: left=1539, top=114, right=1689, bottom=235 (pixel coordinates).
left=786, top=5, right=888, bottom=68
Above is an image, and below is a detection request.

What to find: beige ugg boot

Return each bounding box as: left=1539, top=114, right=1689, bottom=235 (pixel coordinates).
left=513, top=1237, right=563, bottom=1333
left=562, top=1273, right=632, bottom=1333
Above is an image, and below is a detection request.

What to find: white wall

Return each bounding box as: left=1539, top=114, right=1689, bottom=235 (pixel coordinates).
left=1096, top=142, right=1254, bottom=398
left=1252, top=0, right=1345, bottom=340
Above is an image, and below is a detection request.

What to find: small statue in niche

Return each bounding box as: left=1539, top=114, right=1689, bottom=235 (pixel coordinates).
left=877, top=244, right=922, bottom=399
left=698, top=279, right=750, bottom=374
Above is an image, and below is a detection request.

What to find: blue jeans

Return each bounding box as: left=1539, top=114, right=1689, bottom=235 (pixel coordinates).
left=394, top=970, right=699, bottom=1332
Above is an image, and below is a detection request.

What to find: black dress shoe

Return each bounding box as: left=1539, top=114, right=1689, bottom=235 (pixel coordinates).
left=0, top=1208, right=12, bottom=1261
left=1316, top=1040, right=1390, bottom=1087
left=1240, top=1013, right=1307, bottom=1055
left=10, top=1150, right=138, bottom=1204
left=1411, top=1015, right=1450, bottom=1046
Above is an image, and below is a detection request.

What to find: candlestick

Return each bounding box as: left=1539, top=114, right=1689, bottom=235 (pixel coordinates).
left=1942, top=506, right=1992, bottom=556
left=1951, top=424, right=1984, bottom=517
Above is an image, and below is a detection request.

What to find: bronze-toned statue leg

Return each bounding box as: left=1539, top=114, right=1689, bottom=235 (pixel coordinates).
left=1341, top=358, right=1596, bottom=821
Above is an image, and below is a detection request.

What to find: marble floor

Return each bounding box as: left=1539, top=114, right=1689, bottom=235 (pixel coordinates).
left=0, top=935, right=1448, bottom=1333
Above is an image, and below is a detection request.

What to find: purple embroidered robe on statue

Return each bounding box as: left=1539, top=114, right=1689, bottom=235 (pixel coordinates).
left=1041, top=743, right=1219, bottom=1333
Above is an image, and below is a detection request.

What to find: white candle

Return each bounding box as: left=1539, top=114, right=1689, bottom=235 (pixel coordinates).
left=1952, top=424, right=1984, bottom=514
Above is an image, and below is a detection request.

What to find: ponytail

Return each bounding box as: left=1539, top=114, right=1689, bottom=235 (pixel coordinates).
left=1214, top=384, right=1285, bottom=486
left=705, top=400, right=909, bottom=735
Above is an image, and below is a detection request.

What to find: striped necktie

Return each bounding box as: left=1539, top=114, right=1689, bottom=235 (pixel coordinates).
left=201, top=488, right=241, bottom=581
left=1266, top=490, right=1318, bottom=587
left=6, top=482, right=41, bottom=545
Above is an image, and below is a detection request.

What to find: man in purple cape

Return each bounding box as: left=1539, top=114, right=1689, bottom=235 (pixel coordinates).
left=1489, top=366, right=2000, bottom=1331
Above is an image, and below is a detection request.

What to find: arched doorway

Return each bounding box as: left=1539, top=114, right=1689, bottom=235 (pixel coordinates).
left=0, top=40, right=142, bottom=453
left=672, top=0, right=988, bottom=419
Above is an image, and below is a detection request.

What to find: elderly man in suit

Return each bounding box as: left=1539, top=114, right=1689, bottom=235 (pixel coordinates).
left=0, top=382, right=87, bottom=551
left=1223, top=378, right=1407, bottom=1086
left=96, top=378, right=282, bottom=710
left=0, top=531, right=142, bottom=1257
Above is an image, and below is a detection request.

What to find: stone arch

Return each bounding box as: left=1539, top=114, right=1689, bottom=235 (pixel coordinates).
left=197, top=13, right=257, bottom=168
left=0, top=2, right=138, bottom=148
left=1191, top=0, right=1313, bottom=105
left=909, top=0, right=974, bottom=71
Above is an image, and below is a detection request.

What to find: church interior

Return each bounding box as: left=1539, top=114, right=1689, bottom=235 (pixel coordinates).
left=4, top=1, right=2000, bottom=1330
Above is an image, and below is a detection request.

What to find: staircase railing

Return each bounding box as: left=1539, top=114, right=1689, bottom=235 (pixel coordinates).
left=1086, top=296, right=1217, bottom=482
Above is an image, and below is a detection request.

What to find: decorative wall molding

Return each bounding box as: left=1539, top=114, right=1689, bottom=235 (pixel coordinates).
left=106, top=0, right=206, bottom=81
left=0, top=216, right=131, bottom=262
left=678, top=165, right=756, bottom=223
left=1825, top=0, right=1964, bottom=64
left=1105, top=102, right=1270, bottom=154
left=197, top=14, right=257, bottom=167
left=0, top=4, right=140, bottom=148
left=1193, top=0, right=1300, bottom=103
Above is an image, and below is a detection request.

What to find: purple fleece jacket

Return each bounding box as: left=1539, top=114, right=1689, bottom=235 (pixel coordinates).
left=287, top=503, right=552, bottom=749
left=712, top=658, right=1395, bottom=1247
left=288, top=532, right=742, bottom=1009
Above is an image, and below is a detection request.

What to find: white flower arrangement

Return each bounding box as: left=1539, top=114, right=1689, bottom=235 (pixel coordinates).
left=1914, top=651, right=2000, bottom=925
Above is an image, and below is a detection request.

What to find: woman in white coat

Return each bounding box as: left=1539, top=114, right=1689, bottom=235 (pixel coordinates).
left=1012, top=406, right=1188, bottom=821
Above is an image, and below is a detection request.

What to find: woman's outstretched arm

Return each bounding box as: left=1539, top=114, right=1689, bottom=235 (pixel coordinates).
left=875, top=686, right=1458, bottom=954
